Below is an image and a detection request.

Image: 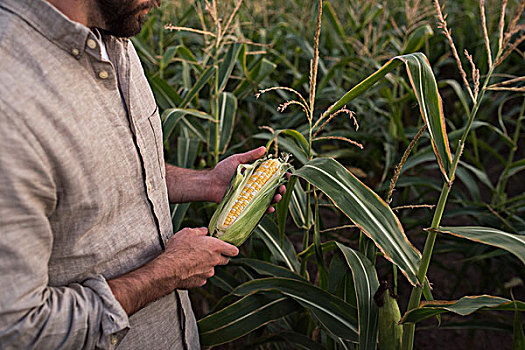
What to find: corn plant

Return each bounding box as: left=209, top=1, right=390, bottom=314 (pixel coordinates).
left=133, top=0, right=281, bottom=231
left=197, top=1, right=525, bottom=349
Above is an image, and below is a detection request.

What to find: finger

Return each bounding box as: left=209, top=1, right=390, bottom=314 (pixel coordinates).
left=217, top=256, right=231, bottom=265
left=236, top=146, right=266, bottom=164
left=278, top=185, right=286, bottom=195
left=271, top=193, right=282, bottom=204
left=286, top=172, right=292, bottom=180
left=216, top=240, right=239, bottom=257
left=204, top=268, right=215, bottom=279
left=266, top=206, right=275, bottom=214
left=193, top=227, right=208, bottom=236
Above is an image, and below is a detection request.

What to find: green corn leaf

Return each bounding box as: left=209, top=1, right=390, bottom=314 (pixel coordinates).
left=314, top=194, right=329, bottom=290
left=294, top=157, right=422, bottom=286
left=328, top=254, right=351, bottom=296
left=218, top=92, right=237, bottom=153
left=317, top=57, right=357, bottom=92
left=198, top=293, right=300, bottom=346
left=181, top=61, right=191, bottom=90
left=323, top=1, right=351, bottom=55
left=254, top=133, right=309, bottom=164
left=277, top=176, right=297, bottom=240
left=437, top=226, right=525, bottom=265
left=400, top=295, right=525, bottom=324
left=324, top=53, right=452, bottom=178
left=170, top=137, right=200, bottom=231
left=232, top=277, right=359, bottom=342
left=218, top=43, right=243, bottom=92
left=278, top=129, right=310, bottom=158
left=299, top=241, right=339, bottom=261
left=231, top=258, right=304, bottom=281
left=234, top=58, right=277, bottom=98
left=131, top=37, right=158, bottom=65
left=459, top=161, right=494, bottom=190
left=171, top=202, right=189, bottom=233
left=254, top=217, right=301, bottom=273
left=402, top=24, right=434, bottom=54
left=508, top=159, right=525, bottom=177
left=147, top=75, right=183, bottom=110
left=180, top=66, right=215, bottom=108
left=249, top=331, right=325, bottom=350
left=175, top=44, right=203, bottom=73
left=160, top=45, right=177, bottom=71
left=209, top=92, right=237, bottom=155
left=439, top=79, right=470, bottom=117
left=448, top=120, right=514, bottom=147
left=209, top=267, right=241, bottom=293
left=289, top=180, right=314, bottom=230
left=398, top=53, right=452, bottom=176
left=455, top=167, right=481, bottom=201
left=162, top=108, right=214, bottom=145
left=176, top=136, right=199, bottom=168
left=336, top=243, right=380, bottom=350
left=238, top=44, right=249, bottom=80
left=181, top=117, right=207, bottom=144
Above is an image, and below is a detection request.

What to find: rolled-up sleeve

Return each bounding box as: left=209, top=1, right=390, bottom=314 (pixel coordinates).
left=0, top=108, right=129, bottom=349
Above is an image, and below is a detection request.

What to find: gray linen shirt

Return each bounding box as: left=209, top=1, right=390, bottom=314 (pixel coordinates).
left=0, top=0, right=199, bottom=348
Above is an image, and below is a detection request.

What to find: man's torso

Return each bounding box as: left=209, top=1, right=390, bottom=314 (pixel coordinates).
left=0, top=0, right=198, bottom=348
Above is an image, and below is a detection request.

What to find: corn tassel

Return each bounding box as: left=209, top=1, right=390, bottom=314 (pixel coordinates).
left=209, top=155, right=291, bottom=246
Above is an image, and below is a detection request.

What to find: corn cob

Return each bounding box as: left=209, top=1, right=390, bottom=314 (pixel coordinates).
left=209, top=155, right=291, bottom=246
left=223, top=159, right=281, bottom=227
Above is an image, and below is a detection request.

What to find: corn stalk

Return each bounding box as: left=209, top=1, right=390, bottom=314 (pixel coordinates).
left=401, top=0, right=525, bottom=347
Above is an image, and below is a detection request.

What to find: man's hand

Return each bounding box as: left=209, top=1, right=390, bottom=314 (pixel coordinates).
left=108, top=227, right=238, bottom=315
left=165, top=146, right=287, bottom=211
left=157, top=227, right=238, bottom=289
left=208, top=146, right=287, bottom=213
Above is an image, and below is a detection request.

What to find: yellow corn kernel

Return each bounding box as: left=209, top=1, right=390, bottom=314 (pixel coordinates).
left=223, top=159, right=280, bottom=227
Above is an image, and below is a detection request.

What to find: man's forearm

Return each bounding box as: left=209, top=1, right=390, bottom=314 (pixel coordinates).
left=107, top=227, right=239, bottom=316
left=165, top=163, right=220, bottom=203
left=107, top=253, right=176, bottom=315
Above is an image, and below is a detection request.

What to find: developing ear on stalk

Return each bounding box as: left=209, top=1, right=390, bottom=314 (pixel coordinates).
left=375, top=281, right=403, bottom=350
left=209, top=154, right=292, bottom=246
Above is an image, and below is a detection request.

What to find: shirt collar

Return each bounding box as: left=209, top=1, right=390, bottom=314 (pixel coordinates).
left=1, top=0, right=91, bottom=59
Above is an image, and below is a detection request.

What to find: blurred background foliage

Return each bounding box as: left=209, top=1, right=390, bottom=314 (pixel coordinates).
left=133, top=0, right=524, bottom=348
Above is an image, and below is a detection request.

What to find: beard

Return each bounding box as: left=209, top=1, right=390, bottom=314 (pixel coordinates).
left=93, top=0, right=161, bottom=37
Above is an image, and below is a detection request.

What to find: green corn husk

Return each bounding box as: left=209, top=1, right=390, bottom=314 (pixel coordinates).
left=209, top=154, right=292, bottom=246
left=375, top=282, right=403, bottom=350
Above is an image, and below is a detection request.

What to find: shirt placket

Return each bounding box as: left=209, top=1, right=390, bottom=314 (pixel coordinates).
left=102, top=37, right=171, bottom=250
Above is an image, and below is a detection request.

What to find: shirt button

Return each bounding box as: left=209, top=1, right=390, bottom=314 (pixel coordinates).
left=71, top=48, right=80, bottom=56
left=87, top=39, right=97, bottom=49
left=98, top=71, right=109, bottom=79
left=110, top=336, right=118, bottom=345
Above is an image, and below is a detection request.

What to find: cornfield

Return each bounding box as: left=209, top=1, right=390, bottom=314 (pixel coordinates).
left=134, top=0, right=525, bottom=348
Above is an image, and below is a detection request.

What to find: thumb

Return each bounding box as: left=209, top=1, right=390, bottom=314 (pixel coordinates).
left=237, top=146, right=266, bottom=164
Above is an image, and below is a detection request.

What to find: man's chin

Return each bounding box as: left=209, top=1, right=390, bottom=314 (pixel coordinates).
left=105, top=16, right=145, bottom=38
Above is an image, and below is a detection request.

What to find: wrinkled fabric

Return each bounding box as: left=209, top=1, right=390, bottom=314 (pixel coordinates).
left=0, top=0, right=199, bottom=348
